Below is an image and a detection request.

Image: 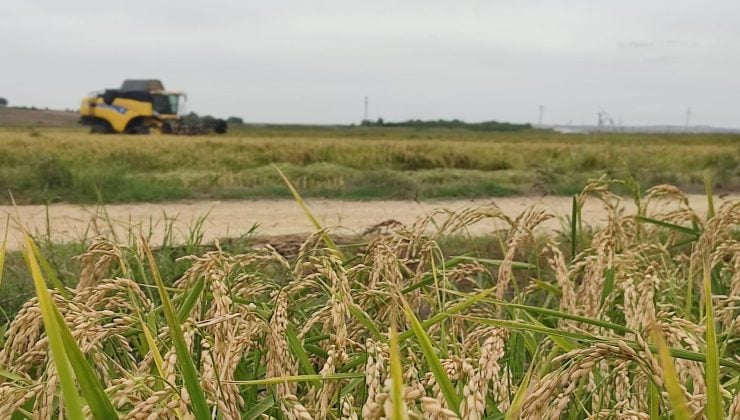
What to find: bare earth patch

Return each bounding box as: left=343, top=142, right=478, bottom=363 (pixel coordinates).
left=0, top=107, right=78, bottom=127
left=1, top=194, right=732, bottom=250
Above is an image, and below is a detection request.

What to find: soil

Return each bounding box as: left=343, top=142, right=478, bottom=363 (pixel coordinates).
left=1, top=194, right=732, bottom=251
left=0, top=107, right=79, bottom=127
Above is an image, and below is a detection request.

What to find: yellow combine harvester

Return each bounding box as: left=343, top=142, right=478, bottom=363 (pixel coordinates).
left=79, top=79, right=227, bottom=135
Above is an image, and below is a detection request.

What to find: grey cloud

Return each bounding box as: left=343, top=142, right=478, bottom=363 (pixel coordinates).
left=1, top=0, right=739, bottom=127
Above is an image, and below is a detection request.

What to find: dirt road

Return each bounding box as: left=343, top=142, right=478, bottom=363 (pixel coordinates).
left=1, top=195, right=732, bottom=250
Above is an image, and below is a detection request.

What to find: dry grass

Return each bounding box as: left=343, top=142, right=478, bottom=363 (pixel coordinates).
left=0, top=179, right=738, bottom=418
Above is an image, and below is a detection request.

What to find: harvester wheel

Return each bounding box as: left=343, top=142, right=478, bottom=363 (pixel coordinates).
left=133, top=125, right=150, bottom=134
left=161, top=122, right=173, bottom=134
left=90, top=121, right=113, bottom=134
left=214, top=119, right=228, bottom=134
left=126, top=123, right=150, bottom=135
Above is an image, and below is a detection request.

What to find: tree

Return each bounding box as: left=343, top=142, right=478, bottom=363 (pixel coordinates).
left=227, top=116, right=244, bottom=125
left=0, top=97, right=7, bottom=107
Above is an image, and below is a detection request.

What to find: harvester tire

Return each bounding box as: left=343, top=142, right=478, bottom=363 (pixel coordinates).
left=214, top=120, right=228, bottom=134
left=161, top=122, right=173, bottom=134
left=90, top=121, right=113, bottom=134
left=126, top=123, right=150, bottom=135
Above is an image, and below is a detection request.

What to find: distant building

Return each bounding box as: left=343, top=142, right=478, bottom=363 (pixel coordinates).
left=0, top=97, right=7, bottom=107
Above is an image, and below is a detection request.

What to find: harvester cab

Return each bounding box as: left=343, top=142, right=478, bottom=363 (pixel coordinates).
left=79, top=79, right=227, bottom=135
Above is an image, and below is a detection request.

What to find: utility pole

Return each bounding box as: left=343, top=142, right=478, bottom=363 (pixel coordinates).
left=363, top=96, right=369, bottom=123
left=538, top=105, right=544, bottom=128
left=685, top=107, right=691, bottom=132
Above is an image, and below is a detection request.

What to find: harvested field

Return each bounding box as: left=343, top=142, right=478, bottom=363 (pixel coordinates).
left=0, top=107, right=78, bottom=127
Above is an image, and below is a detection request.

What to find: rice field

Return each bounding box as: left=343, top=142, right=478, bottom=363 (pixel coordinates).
left=0, top=178, right=738, bottom=418
left=0, top=127, right=738, bottom=203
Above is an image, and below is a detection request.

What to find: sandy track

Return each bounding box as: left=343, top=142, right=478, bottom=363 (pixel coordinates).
left=1, top=195, right=732, bottom=250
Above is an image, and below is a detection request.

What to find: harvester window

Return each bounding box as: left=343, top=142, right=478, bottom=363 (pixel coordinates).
left=152, top=94, right=179, bottom=115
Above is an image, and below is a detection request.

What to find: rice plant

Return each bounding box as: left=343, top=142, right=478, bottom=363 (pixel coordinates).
left=0, top=178, right=738, bottom=419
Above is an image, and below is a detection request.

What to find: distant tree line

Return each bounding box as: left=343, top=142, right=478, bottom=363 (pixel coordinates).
left=7, top=105, right=77, bottom=113
left=360, top=118, right=533, bottom=132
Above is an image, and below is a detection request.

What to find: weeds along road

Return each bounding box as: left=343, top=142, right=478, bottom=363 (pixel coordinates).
left=1, top=194, right=733, bottom=250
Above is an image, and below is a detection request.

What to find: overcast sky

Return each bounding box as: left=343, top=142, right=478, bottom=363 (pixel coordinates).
left=2, top=1, right=739, bottom=126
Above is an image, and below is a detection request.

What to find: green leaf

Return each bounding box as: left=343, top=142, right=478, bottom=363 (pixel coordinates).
left=347, top=302, right=383, bottom=340
left=703, top=263, right=723, bottom=419
left=398, top=286, right=495, bottom=343
left=177, top=276, right=205, bottom=323
left=286, top=325, right=316, bottom=376
left=570, top=194, right=578, bottom=261
left=140, top=316, right=165, bottom=378
left=471, top=296, right=634, bottom=334
left=242, top=395, right=275, bottom=420
left=649, top=381, right=660, bottom=419
left=636, top=216, right=700, bottom=236
left=339, top=354, right=366, bottom=373
left=453, top=255, right=535, bottom=270
left=52, top=307, right=119, bottom=419
left=142, top=237, right=211, bottom=419
left=704, top=176, right=715, bottom=220
left=244, top=348, right=263, bottom=408
left=274, top=165, right=343, bottom=259
left=600, top=267, right=615, bottom=307
left=388, top=319, right=408, bottom=420
left=304, top=343, right=330, bottom=358
left=402, top=303, right=461, bottom=416
left=0, top=215, right=8, bottom=289
left=230, top=372, right=363, bottom=386
left=29, top=239, right=70, bottom=298
left=339, top=376, right=364, bottom=398
left=522, top=312, right=575, bottom=351
left=464, top=316, right=598, bottom=342
left=464, top=315, right=740, bottom=370
left=533, top=279, right=561, bottom=297
left=505, top=348, right=536, bottom=420
left=401, top=256, right=466, bottom=294
left=685, top=250, right=696, bottom=318
left=652, top=327, right=690, bottom=420
left=23, top=236, right=84, bottom=419
left=0, top=368, right=28, bottom=383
